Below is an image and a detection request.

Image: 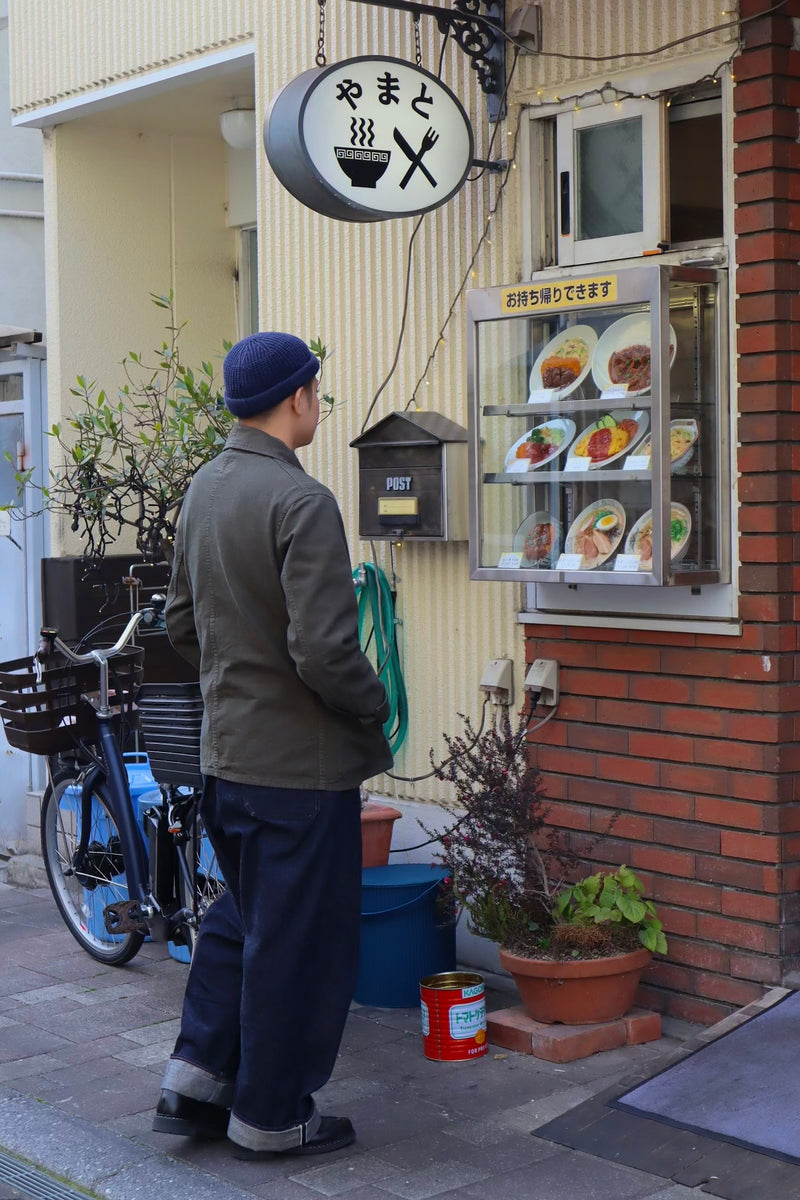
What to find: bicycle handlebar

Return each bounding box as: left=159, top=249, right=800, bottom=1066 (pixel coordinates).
left=37, top=611, right=144, bottom=666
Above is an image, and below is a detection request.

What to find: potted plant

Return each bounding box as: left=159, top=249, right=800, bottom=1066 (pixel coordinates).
left=360, top=788, right=403, bottom=868
left=423, top=709, right=667, bottom=1025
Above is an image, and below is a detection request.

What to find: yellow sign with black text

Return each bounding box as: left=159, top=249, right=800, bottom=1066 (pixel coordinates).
left=501, top=276, right=618, bottom=314
left=378, top=497, right=419, bottom=516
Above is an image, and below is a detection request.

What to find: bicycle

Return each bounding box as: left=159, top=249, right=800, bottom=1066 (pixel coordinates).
left=0, top=602, right=226, bottom=966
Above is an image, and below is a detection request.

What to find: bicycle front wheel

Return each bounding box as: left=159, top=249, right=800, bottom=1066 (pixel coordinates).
left=40, top=766, right=145, bottom=965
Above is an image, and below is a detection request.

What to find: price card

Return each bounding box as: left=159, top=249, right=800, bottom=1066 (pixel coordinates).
left=497, top=552, right=523, bottom=569
left=556, top=553, right=583, bottom=572
left=0, top=510, right=9, bottom=538
left=527, top=388, right=557, bottom=405
left=564, top=456, right=591, bottom=472
left=624, top=455, right=650, bottom=472
left=613, top=554, right=641, bottom=573
left=600, top=385, right=629, bottom=401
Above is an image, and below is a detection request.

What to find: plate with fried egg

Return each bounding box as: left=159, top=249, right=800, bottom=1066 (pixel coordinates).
left=564, top=499, right=626, bottom=569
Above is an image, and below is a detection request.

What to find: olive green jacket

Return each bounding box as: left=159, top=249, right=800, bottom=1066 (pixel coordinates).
left=166, top=423, right=393, bottom=789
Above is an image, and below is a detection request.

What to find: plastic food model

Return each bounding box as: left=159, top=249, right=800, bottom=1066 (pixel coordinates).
left=628, top=506, right=691, bottom=569
left=514, top=424, right=564, bottom=465
left=572, top=507, right=621, bottom=563
left=607, top=341, right=674, bottom=393
left=523, top=521, right=557, bottom=564
left=539, top=336, right=591, bottom=389
left=573, top=414, right=639, bottom=464
left=541, top=355, right=582, bottom=388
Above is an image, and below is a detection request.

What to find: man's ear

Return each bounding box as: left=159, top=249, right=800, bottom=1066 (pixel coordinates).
left=289, top=385, right=307, bottom=414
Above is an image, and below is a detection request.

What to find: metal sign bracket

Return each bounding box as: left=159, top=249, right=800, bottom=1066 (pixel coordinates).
left=346, top=0, right=509, bottom=122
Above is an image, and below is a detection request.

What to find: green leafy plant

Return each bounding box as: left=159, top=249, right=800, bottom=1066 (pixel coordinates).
left=553, top=865, right=668, bottom=956
left=423, top=708, right=667, bottom=961
left=7, top=292, right=338, bottom=563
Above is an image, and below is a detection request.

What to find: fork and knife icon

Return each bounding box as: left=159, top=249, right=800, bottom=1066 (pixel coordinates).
left=392, top=127, right=439, bottom=190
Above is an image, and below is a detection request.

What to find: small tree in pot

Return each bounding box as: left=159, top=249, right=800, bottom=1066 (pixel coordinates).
left=10, top=292, right=337, bottom=565
left=424, top=708, right=667, bottom=1024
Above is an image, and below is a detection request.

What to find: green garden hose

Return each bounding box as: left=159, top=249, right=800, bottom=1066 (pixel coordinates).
left=353, top=562, right=408, bottom=754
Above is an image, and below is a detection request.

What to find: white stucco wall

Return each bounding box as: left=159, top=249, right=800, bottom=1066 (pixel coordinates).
left=41, top=118, right=236, bottom=556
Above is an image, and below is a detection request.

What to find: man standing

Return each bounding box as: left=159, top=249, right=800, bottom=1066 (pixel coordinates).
left=152, top=332, right=392, bottom=1158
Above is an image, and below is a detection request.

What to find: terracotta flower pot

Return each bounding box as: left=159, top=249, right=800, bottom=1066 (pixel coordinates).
left=498, top=945, right=652, bottom=1025
left=361, top=802, right=402, bottom=867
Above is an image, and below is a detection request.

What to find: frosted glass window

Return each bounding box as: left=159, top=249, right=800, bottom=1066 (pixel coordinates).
left=0, top=373, right=23, bottom=404
left=0, top=414, right=24, bottom=506
left=576, top=118, right=643, bottom=241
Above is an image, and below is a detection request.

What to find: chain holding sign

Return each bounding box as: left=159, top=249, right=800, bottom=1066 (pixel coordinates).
left=265, top=56, right=474, bottom=222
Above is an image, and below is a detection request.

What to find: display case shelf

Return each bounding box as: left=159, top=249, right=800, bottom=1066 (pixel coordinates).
left=482, top=397, right=653, bottom=417
left=467, top=264, right=729, bottom=586
left=485, top=470, right=653, bottom=484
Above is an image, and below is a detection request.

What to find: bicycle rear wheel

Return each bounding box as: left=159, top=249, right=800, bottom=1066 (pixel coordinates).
left=173, top=807, right=226, bottom=957
left=40, top=765, right=145, bottom=965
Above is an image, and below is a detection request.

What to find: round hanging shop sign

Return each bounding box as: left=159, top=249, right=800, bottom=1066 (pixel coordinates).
left=265, top=56, right=474, bottom=222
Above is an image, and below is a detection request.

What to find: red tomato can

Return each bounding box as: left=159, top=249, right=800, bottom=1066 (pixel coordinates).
left=420, top=972, right=488, bottom=1062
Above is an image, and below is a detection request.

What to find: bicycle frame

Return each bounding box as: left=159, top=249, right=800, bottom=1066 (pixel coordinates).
left=95, top=718, right=151, bottom=913
left=41, top=612, right=179, bottom=939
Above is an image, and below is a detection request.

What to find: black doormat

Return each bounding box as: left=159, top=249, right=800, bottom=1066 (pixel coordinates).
left=615, top=989, right=800, bottom=1165
left=534, top=992, right=800, bottom=1200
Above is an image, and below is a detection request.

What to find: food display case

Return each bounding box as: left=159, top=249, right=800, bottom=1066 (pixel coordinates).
left=467, top=265, right=729, bottom=586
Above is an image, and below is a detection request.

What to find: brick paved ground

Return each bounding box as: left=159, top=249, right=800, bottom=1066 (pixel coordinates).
left=0, top=880, right=737, bottom=1200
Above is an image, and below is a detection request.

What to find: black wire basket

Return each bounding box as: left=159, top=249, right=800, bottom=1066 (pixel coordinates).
left=0, top=646, right=144, bottom=756
left=136, top=681, right=203, bottom=788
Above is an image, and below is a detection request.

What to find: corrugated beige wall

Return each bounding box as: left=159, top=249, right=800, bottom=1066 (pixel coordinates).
left=516, top=0, right=734, bottom=94
left=254, top=0, right=733, bottom=803
left=9, top=0, right=735, bottom=802
left=8, top=0, right=254, bottom=113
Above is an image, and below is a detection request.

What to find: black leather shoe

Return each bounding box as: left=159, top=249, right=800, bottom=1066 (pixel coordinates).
left=233, top=1115, right=356, bottom=1159
left=152, top=1089, right=230, bottom=1139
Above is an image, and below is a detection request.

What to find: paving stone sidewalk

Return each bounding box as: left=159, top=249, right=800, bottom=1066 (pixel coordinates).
left=0, top=880, right=714, bottom=1200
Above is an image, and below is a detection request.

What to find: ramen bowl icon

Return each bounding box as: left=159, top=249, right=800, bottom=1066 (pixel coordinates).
left=335, top=146, right=391, bottom=188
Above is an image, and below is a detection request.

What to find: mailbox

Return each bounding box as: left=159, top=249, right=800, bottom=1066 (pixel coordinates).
left=350, top=411, right=468, bottom=541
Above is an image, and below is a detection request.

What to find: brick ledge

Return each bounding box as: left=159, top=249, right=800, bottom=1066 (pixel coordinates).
left=488, top=1005, right=662, bottom=1062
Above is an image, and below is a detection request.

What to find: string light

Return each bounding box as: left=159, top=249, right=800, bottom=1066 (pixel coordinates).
left=530, top=55, right=736, bottom=113
left=493, top=0, right=785, bottom=62
left=405, top=111, right=524, bottom=411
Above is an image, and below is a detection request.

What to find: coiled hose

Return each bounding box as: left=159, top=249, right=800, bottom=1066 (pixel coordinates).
left=353, top=562, right=408, bottom=754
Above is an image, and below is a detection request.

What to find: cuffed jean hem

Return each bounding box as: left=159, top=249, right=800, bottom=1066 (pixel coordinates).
left=228, top=1103, right=321, bottom=1152
left=161, top=1056, right=235, bottom=1108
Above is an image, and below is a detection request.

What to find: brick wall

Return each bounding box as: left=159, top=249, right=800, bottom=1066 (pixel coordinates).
left=523, top=1, right=800, bottom=1025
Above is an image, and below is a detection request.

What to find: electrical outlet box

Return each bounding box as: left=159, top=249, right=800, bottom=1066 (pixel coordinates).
left=508, top=3, right=542, bottom=51
left=479, top=658, right=514, bottom=705
left=524, top=659, right=559, bottom=707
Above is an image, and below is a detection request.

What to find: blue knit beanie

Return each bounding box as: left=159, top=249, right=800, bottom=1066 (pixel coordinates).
left=223, top=332, right=319, bottom=417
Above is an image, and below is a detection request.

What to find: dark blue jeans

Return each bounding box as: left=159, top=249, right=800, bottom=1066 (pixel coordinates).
left=161, top=778, right=362, bottom=1151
